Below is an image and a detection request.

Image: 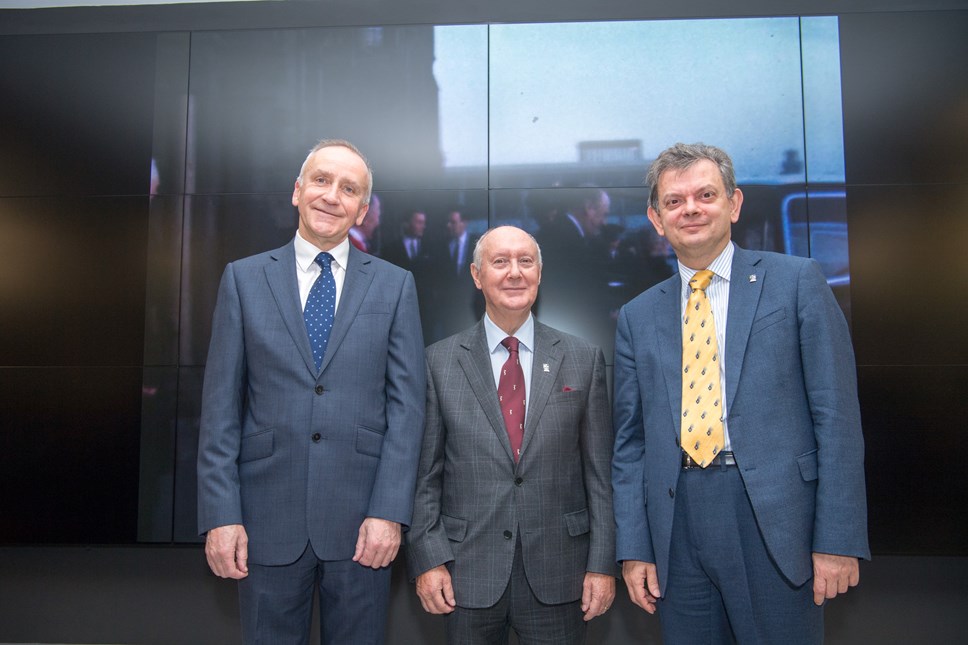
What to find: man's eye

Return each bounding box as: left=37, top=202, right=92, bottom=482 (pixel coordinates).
left=343, top=185, right=357, bottom=195
left=519, top=258, right=535, bottom=267
left=493, top=258, right=509, bottom=268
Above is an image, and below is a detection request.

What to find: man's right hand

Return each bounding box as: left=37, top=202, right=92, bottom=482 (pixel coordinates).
left=205, top=524, right=249, bottom=579
left=415, top=565, right=456, bottom=614
left=622, top=559, right=661, bottom=614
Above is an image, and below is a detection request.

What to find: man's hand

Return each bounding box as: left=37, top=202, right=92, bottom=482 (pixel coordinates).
left=812, top=552, right=860, bottom=606
left=415, top=565, right=457, bottom=614
left=622, top=560, right=660, bottom=614
left=581, top=572, right=616, bottom=621
left=352, top=517, right=402, bottom=569
left=205, top=524, right=249, bottom=579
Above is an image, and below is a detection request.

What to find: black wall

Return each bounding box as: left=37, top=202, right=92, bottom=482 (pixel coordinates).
left=1, top=0, right=966, bottom=643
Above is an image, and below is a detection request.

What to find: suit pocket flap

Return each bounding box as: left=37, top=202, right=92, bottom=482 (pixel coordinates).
left=441, top=514, right=467, bottom=542
left=239, top=428, right=274, bottom=463
left=356, top=425, right=386, bottom=458
left=564, top=508, right=590, bottom=537
left=797, top=449, right=819, bottom=482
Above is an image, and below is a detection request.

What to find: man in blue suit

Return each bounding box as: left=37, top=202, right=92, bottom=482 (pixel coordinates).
left=612, top=143, right=869, bottom=643
left=197, top=139, right=426, bottom=644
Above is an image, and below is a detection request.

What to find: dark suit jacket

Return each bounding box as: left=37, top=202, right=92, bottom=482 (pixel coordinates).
left=612, top=245, right=869, bottom=594
left=407, top=319, right=617, bottom=607
left=197, top=241, right=426, bottom=566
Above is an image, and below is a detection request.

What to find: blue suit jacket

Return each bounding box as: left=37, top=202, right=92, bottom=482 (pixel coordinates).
left=612, top=245, right=869, bottom=594
left=197, top=240, right=426, bottom=565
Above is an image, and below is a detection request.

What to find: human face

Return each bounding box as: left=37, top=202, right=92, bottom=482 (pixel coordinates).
left=358, top=194, right=381, bottom=238
left=446, top=211, right=466, bottom=239
left=406, top=212, right=427, bottom=238
left=471, top=227, right=541, bottom=333
left=292, top=145, right=369, bottom=251
left=585, top=191, right=610, bottom=236
left=646, top=159, right=743, bottom=269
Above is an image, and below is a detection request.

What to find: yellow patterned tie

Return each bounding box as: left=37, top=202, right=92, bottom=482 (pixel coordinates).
left=681, top=269, right=723, bottom=467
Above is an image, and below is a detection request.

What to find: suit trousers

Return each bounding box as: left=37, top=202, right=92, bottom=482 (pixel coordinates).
left=659, top=465, right=822, bottom=645
left=238, top=542, right=391, bottom=645
left=446, top=537, right=585, bottom=645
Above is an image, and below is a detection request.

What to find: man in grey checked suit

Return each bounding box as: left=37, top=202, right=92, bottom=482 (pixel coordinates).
left=197, top=139, right=425, bottom=644
left=406, top=225, right=617, bottom=645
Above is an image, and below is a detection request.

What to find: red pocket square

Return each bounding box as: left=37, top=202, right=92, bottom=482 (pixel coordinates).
left=562, top=386, right=573, bottom=392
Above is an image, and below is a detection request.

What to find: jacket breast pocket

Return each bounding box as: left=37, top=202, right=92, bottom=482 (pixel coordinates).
left=239, top=428, right=274, bottom=463
left=750, top=308, right=786, bottom=336
left=441, top=514, right=467, bottom=543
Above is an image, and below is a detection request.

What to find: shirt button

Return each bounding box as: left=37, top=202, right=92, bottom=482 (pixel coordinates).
left=668, top=488, right=675, bottom=499
left=315, top=385, right=324, bottom=395
left=514, top=477, right=523, bottom=486
left=312, top=433, right=321, bottom=442
left=503, top=530, right=512, bottom=540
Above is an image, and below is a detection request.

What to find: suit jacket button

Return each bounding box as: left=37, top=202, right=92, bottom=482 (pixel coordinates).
left=514, top=477, right=523, bottom=486
left=503, top=530, right=512, bottom=540
left=312, top=433, right=321, bottom=442
left=314, top=385, right=324, bottom=395
left=668, top=488, right=675, bottom=498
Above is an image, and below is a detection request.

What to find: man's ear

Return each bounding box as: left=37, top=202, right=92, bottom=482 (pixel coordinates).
left=646, top=206, right=666, bottom=238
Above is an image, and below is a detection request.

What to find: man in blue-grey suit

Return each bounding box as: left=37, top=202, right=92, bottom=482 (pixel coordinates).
left=197, top=139, right=425, bottom=644
left=612, top=143, right=869, bottom=644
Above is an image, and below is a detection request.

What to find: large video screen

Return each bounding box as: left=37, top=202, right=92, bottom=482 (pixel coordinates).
left=0, top=16, right=850, bottom=544
left=139, top=16, right=849, bottom=543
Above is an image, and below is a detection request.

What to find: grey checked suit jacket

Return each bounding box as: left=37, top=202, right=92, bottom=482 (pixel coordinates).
left=197, top=241, right=426, bottom=566
left=406, top=319, right=617, bottom=608
left=612, top=245, right=870, bottom=595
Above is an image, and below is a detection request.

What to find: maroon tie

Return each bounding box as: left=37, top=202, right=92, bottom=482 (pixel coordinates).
left=498, top=337, right=526, bottom=462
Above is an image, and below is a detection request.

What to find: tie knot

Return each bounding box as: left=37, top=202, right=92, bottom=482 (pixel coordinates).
left=314, top=252, right=334, bottom=270
left=690, top=269, right=714, bottom=292
left=501, top=336, right=520, bottom=354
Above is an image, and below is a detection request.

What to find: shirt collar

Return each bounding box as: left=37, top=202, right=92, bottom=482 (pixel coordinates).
left=483, top=312, right=535, bottom=355
left=295, top=231, right=351, bottom=273
left=677, top=241, right=734, bottom=288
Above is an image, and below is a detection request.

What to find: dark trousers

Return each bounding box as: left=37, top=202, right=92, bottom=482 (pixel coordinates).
left=446, top=538, right=586, bottom=645
left=659, top=465, right=823, bottom=645
left=239, top=542, right=391, bottom=645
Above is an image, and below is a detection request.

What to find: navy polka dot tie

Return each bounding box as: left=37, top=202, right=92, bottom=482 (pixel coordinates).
left=305, top=252, right=336, bottom=370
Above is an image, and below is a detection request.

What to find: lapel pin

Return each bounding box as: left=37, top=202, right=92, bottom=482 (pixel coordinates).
left=749, top=274, right=757, bottom=283
left=543, top=363, right=550, bottom=372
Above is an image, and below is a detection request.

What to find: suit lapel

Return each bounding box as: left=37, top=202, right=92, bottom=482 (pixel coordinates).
left=265, top=241, right=317, bottom=375
left=321, top=245, right=374, bottom=374
left=459, top=322, right=516, bottom=462
left=656, top=274, right=684, bottom=435
left=521, top=321, right=562, bottom=461
left=725, top=246, right=765, bottom=410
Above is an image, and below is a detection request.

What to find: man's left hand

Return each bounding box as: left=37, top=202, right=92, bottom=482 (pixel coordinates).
left=812, top=552, right=860, bottom=606
left=353, top=517, right=402, bottom=569
left=581, top=572, right=616, bottom=621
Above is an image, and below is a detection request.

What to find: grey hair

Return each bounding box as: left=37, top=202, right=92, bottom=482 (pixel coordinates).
left=296, top=138, right=373, bottom=205
left=645, top=142, right=737, bottom=212
left=472, top=226, right=543, bottom=270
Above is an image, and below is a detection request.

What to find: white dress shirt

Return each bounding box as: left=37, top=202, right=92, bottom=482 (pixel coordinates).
left=295, top=232, right=351, bottom=313
left=677, top=242, right=734, bottom=451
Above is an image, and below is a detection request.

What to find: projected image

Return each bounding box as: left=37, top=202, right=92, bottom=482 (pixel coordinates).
left=142, top=16, right=850, bottom=542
